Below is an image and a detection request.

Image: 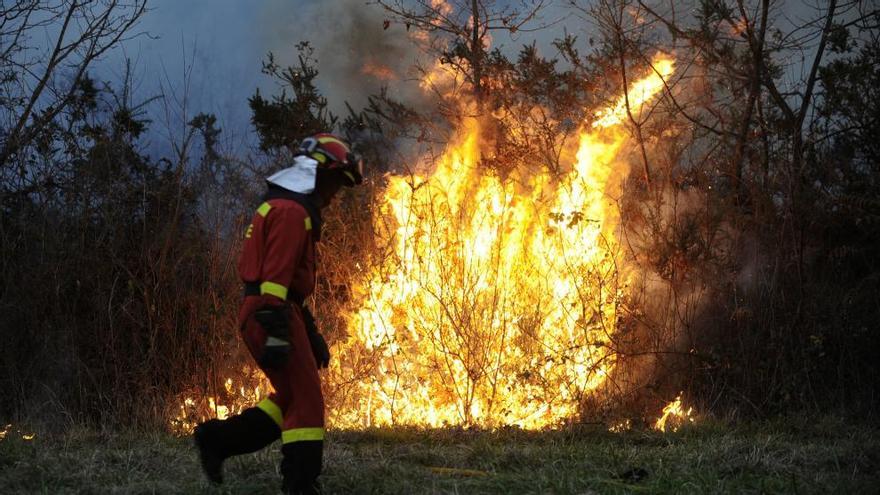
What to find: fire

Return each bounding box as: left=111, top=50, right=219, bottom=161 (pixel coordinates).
left=0, top=424, right=36, bottom=441
left=169, top=367, right=269, bottom=434
left=361, top=61, right=397, bottom=81
left=608, top=419, right=632, bottom=433
left=592, top=58, right=674, bottom=128
left=653, top=393, right=695, bottom=432
left=329, top=56, right=676, bottom=428
left=419, top=57, right=459, bottom=94
left=166, top=56, right=677, bottom=433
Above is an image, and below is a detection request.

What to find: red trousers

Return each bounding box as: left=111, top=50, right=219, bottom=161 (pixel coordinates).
left=238, top=296, right=324, bottom=444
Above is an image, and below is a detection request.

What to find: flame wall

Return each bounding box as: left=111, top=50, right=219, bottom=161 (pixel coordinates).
left=328, top=58, right=675, bottom=428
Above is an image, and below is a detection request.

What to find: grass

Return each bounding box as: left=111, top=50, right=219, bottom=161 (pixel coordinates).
left=1, top=415, right=878, bottom=494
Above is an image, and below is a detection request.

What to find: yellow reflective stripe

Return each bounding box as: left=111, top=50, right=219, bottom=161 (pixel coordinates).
left=311, top=152, right=327, bottom=163
left=256, top=398, right=283, bottom=427
left=316, top=136, right=349, bottom=150
left=257, top=202, right=272, bottom=217
left=342, top=171, right=356, bottom=183
left=260, top=281, right=287, bottom=300
left=282, top=427, right=324, bottom=443
left=304, top=217, right=312, bottom=231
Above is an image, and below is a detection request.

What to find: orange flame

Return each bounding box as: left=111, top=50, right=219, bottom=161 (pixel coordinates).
left=592, top=58, right=674, bottom=128
left=419, top=58, right=459, bottom=95
left=168, top=57, right=677, bottom=433
left=169, top=367, right=269, bottom=434
left=608, top=419, right=632, bottom=432
left=0, top=424, right=36, bottom=441
left=329, top=57, right=676, bottom=429
left=653, top=393, right=695, bottom=432
left=361, top=62, right=397, bottom=81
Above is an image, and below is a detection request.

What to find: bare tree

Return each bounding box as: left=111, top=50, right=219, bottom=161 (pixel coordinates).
left=0, top=0, right=148, bottom=178
left=624, top=0, right=877, bottom=198
left=376, top=0, right=551, bottom=110
left=569, top=0, right=880, bottom=413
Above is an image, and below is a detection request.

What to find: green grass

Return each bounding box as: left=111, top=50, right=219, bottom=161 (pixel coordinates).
left=1, top=416, right=878, bottom=494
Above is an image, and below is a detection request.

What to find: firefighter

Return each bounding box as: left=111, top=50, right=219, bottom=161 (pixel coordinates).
left=193, top=133, right=364, bottom=494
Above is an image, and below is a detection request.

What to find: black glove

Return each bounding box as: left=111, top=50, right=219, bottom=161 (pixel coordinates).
left=301, top=306, right=331, bottom=368
left=254, top=306, right=291, bottom=370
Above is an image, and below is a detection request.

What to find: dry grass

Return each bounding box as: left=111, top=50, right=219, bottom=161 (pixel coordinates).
left=0, top=415, right=877, bottom=494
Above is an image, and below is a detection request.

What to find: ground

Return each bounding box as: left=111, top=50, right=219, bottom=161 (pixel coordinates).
left=0, top=415, right=877, bottom=494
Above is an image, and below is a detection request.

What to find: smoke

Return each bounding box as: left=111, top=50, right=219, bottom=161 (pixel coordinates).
left=252, top=2, right=720, bottom=421
left=255, top=0, right=428, bottom=117
left=590, top=62, right=734, bottom=415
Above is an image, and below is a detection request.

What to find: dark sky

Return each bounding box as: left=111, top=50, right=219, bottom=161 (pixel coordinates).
left=103, top=1, right=284, bottom=153
left=90, top=0, right=832, bottom=159
left=96, top=0, right=580, bottom=156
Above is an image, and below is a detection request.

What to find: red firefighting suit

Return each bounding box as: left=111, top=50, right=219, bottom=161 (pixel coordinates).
left=195, top=133, right=359, bottom=494
left=238, top=191, right=325, bottom=491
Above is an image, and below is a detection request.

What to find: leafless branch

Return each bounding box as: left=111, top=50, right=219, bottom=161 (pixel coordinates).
left=0, top=0, right=148, bottom=169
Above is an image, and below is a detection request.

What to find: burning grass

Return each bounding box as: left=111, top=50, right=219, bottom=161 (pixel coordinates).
left=328, top=56, right=677, bottom=429
left=1, top=416, right=877, bottom=494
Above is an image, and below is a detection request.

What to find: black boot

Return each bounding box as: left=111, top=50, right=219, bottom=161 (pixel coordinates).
left=193, top=407, right=281, bottom=484
left=280, top=441, right=323, bottom=494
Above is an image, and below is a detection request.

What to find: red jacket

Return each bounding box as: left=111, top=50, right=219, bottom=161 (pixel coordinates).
left=238, top=196, right=317, bottom=307
left=236, top=190, right=326, bottom=437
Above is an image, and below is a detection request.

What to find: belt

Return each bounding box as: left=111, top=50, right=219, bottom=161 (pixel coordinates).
left=243, top=281, right=305, bottom=306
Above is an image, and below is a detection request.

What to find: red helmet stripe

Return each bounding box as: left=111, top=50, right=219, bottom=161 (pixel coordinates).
left=316, top=136, right=350, bottom=151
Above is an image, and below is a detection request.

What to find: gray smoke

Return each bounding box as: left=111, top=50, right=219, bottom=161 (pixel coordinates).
left=255, top=0, right=428, bottom=117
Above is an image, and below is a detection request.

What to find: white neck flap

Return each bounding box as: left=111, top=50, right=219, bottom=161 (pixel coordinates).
left=266, top=155, right=318, bottom=194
